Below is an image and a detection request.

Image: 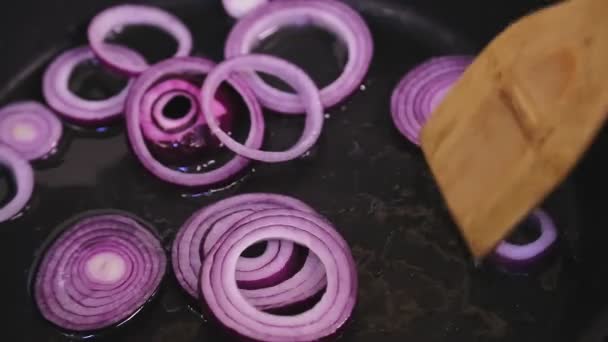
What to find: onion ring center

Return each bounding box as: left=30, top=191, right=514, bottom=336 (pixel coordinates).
left=85, top=251, right=128, bottom=284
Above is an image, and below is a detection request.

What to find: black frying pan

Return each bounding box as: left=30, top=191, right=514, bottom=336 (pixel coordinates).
left=0, top=0, right=604, bottom=341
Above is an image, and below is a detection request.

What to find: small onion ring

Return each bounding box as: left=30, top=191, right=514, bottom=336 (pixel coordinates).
left=43, top=45, right=144, bottom=126
left=0, top=101, right=62, bottom=160
left=171, top=193, right=315, bottom=299
left=200, top=54, right=323, bottom=163
left=151, top=89, right=197, bottom=134
left=201, top=209, right=356, bottom=341
left=223, top=0, right=269, bottom=18
left=88, top=4, right=193, bottom=75
left=0, top=145, right=34, bottom=223
left=125, top=57, right=264, bottom=187
left=390, top=56, right=472, bottom=145
left=33, top=212, right=166, bottom=332
left=493, top=209, right=558, bottom=270
left=224, top=0, right=373, bottom=114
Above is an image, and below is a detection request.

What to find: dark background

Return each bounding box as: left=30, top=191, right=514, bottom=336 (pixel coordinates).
left=2, top=0, right=608, bottom=341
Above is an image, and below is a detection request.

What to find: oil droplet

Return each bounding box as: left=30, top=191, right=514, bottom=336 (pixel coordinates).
left=340, top=105, right=348, bottom=112
left=359, top=84, right=367, bottom=91
left=324, top=113, right=331, bottom=119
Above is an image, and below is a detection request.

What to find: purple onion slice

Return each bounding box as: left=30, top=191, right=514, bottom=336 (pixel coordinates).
left=492, top=209, right=558, bottom=272
left=43, top=45, right=144, bottom=126
left=171, top=193, right=315, bottom=301
left=201, top=208, right=356, bottom=341
left=125, top=57, right=264, bottom=187
left=391, top=55, right=473, bottom=145
left=0, top=101, right=62, bottom=161
left=140, top=78, right=231, bottom=164
left=200, top=54, right=323, bottom=163
left=88, top=5, right=192, bottom=75
left=224, top=0, right=373, bottom=114
left=33, top=211, right=166, bottom=332
left=0, top=145, right=33, bottom=222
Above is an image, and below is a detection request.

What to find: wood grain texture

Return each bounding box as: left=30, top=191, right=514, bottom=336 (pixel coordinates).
left=420, top=0, right=608, bottom=259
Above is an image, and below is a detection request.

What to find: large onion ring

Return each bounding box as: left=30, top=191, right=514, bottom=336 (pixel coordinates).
left=0, top=101, right=62, bottom=160
left=391, top=56, right=472, bottom=145
left=0, top=145, right=34, bottom=223
left=172, top=193, right=315, bottom=299
left=88, top=4, right=193, bottom=75
left=493, top=209, right=558, bottom=271
left=200, top=54, right=323, bottom=163
left=125, top=57, right=264, bottom=187
left=201, top=208, right=357, bottom=341
left=33, top=211, right=166, bottom=332
left=43, top=46, right=144, bottom=126
left=224, top=0, right=373, bottom=114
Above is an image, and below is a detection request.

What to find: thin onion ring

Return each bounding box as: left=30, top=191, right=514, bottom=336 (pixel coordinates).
left=125, top=57, right=264, bottom=187
left=0, top=145, right=34, bottom=223
left=43, top=45, right=144, bottom=126
left=224, top=0, right=373, bottom=114
left=88, top=4, right=192, bottom=75
left=200, top=54, right=323, bottom=163
left=201, top=209, right=356, bottom=341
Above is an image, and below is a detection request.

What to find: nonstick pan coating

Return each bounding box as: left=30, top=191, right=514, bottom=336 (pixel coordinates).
left=0, top=0, right=601, bottom=341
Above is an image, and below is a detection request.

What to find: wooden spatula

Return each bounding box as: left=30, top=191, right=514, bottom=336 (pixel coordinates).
left=420, top=0, right=608, bottom=259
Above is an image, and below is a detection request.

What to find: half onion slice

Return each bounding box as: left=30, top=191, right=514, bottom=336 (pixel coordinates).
left=0, top=145, right=34, bottom=223
left=171, top=193, right=316, bottom=300
left=390, top=56, right=472, bottom=145
left=0, top=101, right=62, bottom=161
left=33, top=211, right=166, bottom=332
left=224, top=0, right=373, bottom=114
left=201, top=208, right=357, bottom=341
left=88, top=4, right=192, bottom=75
left=200, top=54, right=323, bottom=163
left=125, top=57, right=264, bottom=187
left=43, top=45, right=143, bottom=126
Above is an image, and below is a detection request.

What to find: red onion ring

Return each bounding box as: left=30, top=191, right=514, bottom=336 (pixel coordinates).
left=43, top=46, right=144, bottom=126
left=224, top=0, right=373, bottom=114
left=390, top=56, right=472, bottom=145
left=200, top=54, right=323, bottom=163
left=88, top=4, right=192, bottom=75
left=33, top=212, right=166, bottom=332
left=0, top=101, right=62, bottom=161
left=140, top=78, right=230, bottom=163
left=223, top=0, right=269, bottom=18
left=493, top=209, right=558, bottom=271
left=125, top=57, right=264, bottom=187
left=171, top=193, right=315, bottom=300
left=201, top=208, right=356, bottom=341
left=0, top=145, right=33, bottom=223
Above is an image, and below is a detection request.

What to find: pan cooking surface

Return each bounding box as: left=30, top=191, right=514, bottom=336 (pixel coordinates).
left=0, top=0, right=586, bottom=341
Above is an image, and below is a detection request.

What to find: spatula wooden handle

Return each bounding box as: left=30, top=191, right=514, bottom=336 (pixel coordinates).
left=421, top=0, right=608, bottom=258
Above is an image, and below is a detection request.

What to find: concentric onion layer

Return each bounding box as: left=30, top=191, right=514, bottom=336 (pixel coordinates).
left=43, top=45, right=144, bottom=126
left=200, top=54, right=323, bottom=163
left=391, top=55, right=472, bottom=145
left=493, top=209, right=558, bottom=270
left=0, top=101, right=63, bottom=160
left=140, top=78, right=231, bottom=163
left=87, top=4, right=192, bottom=75
left=225, top=0, right=373, bottom=114
left=0, top=145, right=34, bottom=222
left=125, top=57, right=264, bottom=187
left=201, top=208, right=357, bottom=341
left=34, top=212, right=166, bottom=332
left=171, top=193, right=326, bottom=310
